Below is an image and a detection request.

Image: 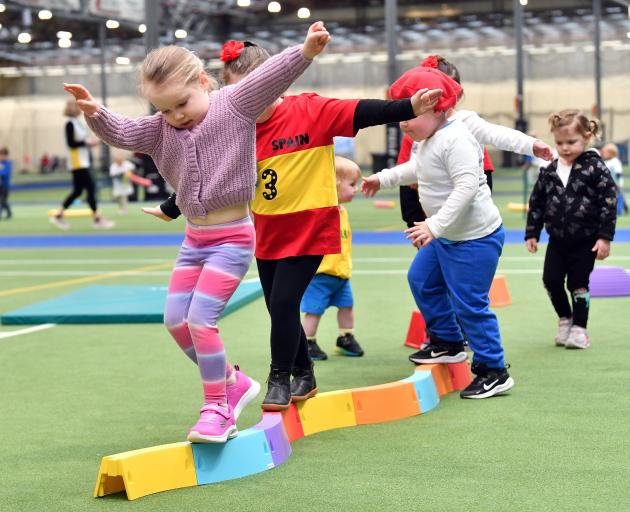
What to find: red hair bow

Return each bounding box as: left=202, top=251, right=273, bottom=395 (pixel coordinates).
left=220, top=40, right=245, bottom=63
left=421, top=55, right=439, bottom=68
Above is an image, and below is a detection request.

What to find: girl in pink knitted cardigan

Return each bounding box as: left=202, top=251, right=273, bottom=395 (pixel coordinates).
left=64, top=22, right=331, bottom=443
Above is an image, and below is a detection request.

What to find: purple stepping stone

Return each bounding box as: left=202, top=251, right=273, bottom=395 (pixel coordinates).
left=589, top=267, right=630, bottom=297
left=253, top=413, right=292, bottom=467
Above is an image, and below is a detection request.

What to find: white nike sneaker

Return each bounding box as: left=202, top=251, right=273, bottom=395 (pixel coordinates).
left=554, top=317, right=572, bottom=347
left=565, top=325, right=591, bottom=349
left=409, top=340, right=467, bottom=365
left=93, top=218, right=115, bottom=230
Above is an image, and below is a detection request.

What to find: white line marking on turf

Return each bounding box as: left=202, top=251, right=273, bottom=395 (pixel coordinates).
left=0, top=323, right=55, bottom=339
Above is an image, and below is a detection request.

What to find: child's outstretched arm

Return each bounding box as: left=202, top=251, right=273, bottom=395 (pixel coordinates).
left=457, top=110, right=553, bottom=160
left=142, top=192, right=181, bottom=222
left=64, top=83, right=163, bottom=155
left=229, top=22, right=329, bottom=120
left=361, top=160, right=417, bottom=197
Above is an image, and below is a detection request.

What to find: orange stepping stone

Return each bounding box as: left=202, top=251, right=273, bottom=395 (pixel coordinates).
left=415, top=363, right=454, bottom=396
left=351, top=381, right=420, bottom=425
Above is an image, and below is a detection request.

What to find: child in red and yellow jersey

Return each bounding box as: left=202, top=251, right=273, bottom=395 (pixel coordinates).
left=300, top=156, right=363, bottom=361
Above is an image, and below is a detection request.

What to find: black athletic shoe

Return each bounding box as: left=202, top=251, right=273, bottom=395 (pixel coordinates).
left=290, top=364, right=318, bottom=401
left=409, top=336, right=467, bottom=364
left=460, top=363, right=514, bottom=399
left=308, top=339, right=328, bottom=361
left=335, top=333, right=364, bottom=357
left=261, top=368, right=291, bottom=411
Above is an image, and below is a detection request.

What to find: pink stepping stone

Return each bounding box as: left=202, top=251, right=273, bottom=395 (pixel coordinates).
left=589, top=267, right=630, bottom=297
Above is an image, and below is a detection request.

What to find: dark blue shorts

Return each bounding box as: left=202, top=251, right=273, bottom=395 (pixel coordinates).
left=300, top=273, right=354, bottom=315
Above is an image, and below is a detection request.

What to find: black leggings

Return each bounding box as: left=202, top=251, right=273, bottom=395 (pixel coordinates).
left=542, top=237, right=596, bottom=328
left=62, top=168, right=97, bottom=212
left=257, top=255, right=323, bottom=372
left=399, top=185, right=426, bottom=229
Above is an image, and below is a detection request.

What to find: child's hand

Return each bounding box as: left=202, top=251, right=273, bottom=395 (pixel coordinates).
left=525, top=238, right=538, bottom=253
left=86, top=136, right=100, bottom=147
left=361, top=175, right=381, bottom=197
left=410, top=88, right=443, bottom=116
left=533, top=140, right=554, bottom=161
left=406, top=221, right=435, bottom=248
left=302, top=21, right=331, bottom=60
left=63, top=83, right=100, bottom=116
left=592, top=239, right=610, bottom=260
left=142, top=206, right=174, bottom=222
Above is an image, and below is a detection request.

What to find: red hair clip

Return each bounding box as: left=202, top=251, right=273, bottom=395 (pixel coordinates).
left=220, top=40, right=245, bottom=63
left=421, top=55, right=439, bottom=68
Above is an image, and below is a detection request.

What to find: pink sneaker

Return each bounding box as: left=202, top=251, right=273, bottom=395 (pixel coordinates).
left=227, top=366, right=261, bottom=419
left=187, top=404, right=237, bottom=443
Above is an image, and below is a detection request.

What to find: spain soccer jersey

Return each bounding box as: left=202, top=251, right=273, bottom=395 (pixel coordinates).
left=252, top=93, right=359, bottom=260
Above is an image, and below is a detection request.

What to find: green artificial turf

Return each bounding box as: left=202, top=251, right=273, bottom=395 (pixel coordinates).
left=1, top=242, right=630, bottom=511
left=1, top=174, right=630, bottom=511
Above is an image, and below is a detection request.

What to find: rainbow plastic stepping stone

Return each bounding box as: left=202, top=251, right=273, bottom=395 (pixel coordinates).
left=589, top=266, right=630, bottom=298
left=94, top=362, right=473, bottom=501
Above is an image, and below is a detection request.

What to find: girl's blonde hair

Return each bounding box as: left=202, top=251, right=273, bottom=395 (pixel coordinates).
left=549, top=109, right=600, bottom=139
left=222, top=44, right=271, bottom=84
left=140, top=46, right=217, bottom=92
left=601, top=142, right=618, bottom=158
left=63, top=99, right=80, bottom=117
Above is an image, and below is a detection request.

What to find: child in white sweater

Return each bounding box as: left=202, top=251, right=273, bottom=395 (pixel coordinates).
left=363, top=67, right=513, bottom=399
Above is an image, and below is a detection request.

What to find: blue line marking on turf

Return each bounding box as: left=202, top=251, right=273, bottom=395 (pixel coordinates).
left=2, top=230, right=630, bottom=249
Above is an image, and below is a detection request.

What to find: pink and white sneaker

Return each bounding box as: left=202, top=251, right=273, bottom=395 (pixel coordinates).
left=227, top=366, right=261, bottom=420
left=565, top=325, right=591, bottom=349
left=187, top=404, right=237, bottom=443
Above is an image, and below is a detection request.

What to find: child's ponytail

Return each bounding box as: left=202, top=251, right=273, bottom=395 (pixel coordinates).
left=221, top=41, right=271, bottom=84
left=548, top=109, right=601, bottom=141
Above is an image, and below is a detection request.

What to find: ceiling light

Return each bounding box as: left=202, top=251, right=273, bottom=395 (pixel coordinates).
left=106, top=19, right=120, bottom=29
left=627, top=31, right=630, bottom=39
left=38, top=10, right=53, bottom=20
left=116, top=56, right=130, bottom=65
left=297, top=7, right=310, bottom=19
left=56, top=31, right=72, bottom=39
left=268, top=2, right=281, bottom=13
left=58, top=38, right=71, bottom=48
left=237, top=0, right=251, bottom=6
left=18, top=32, right=32, bottom=44
left=0, top=4, right=5, bottom=13
left=520, top=0, right=528, bottom=5
left=138, top=23, right=146, bottom=33
left=174, top=29, right=187, bottom=39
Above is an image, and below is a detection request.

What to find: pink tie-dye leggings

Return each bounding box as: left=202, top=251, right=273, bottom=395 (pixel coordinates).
left=164, top=217, right=255, bottom=405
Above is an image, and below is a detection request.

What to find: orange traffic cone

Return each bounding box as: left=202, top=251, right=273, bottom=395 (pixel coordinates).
left=489, top=274, right=512, bottom=307
left=404, top=310, right=427, bottom=349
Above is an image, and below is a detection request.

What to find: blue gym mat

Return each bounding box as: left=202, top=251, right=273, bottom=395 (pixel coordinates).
left=0, top=281, right=263, bottom=325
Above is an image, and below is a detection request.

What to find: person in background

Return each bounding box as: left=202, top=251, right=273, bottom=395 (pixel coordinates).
left=0, top=147, right=12, bottom=220
left=301, top=156, right=364, bottom=361
left=601, top=142, right=627, bottom=216
left=50, top=99, right=115, bottom=230
left=109, top=152, right=152, bottom=214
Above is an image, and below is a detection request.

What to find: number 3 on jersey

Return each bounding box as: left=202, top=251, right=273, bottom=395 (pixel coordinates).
left=261, top=168, right=278, bottom=200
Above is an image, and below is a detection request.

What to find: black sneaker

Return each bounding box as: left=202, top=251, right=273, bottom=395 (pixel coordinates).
left=308, top=339, right=328, bottom=361
left=335, top=333, right=364, bottom=357
left=261, top=367, right=291, bottom=411
left=408, top=336, right=467, bottom=364
left=460, top=363, right=514, bottom=399
left=290, top=364, right=318, bottom=401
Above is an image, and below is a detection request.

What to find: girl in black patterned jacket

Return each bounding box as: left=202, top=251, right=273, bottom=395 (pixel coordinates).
left=525, top=109, right=617, bottom=349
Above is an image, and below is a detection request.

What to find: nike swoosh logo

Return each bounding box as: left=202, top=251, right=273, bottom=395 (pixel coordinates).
left=483, top=379, right=499, bottom=391
left=430, top=350, right=448, bottom=357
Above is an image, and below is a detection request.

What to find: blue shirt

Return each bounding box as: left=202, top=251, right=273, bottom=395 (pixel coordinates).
left=0, top=159, right=12, bottom=188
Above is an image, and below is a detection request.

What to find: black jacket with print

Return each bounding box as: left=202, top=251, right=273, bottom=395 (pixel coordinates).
left=525, top=150, right=617, bottom=242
